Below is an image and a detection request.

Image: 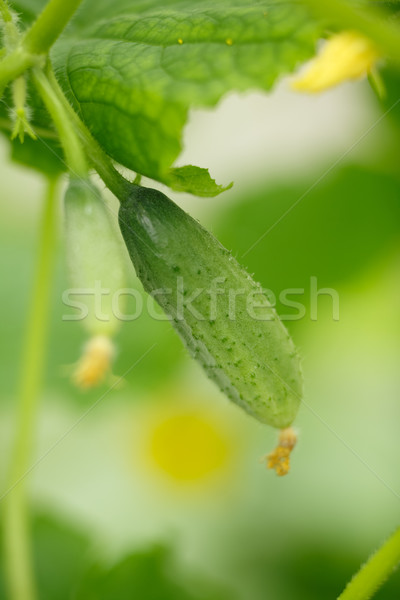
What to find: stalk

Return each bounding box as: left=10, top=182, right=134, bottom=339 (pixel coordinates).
left=2, top=178, right=59, bottom=600
left=0, top=50, right=36, bottom=94
left=338, top=527, right=400, bottom=600
left=32, top=67, right=88, bottom=176
left=22, top=0, right=84, bottom=55
left=44, top=65, right=132, bottom=200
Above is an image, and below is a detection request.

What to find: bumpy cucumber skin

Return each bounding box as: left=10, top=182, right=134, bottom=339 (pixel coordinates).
left=119, top=186, right=302, bottom=429
left=64, top=179, right=126, bottom=337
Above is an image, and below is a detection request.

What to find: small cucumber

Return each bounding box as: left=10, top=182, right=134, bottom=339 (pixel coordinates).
left=64, top=178, right=126, bottom=337
left=64, top=178, right=128, bottom=388
left=119, top=186, right=303, bottom=429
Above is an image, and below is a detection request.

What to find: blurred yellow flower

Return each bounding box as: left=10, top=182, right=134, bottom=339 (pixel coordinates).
left=292, top=31, right=379, bottom=93
left=72, top=335, right=115, bottom=389
left=127, top=386, right=248, bottom=492
left=265, top=427, right=297, bottom=476
left=149, top=411, right=230, bottom=482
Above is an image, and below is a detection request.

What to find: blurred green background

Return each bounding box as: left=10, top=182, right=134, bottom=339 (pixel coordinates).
left=0, top=72, right=400, bottom=599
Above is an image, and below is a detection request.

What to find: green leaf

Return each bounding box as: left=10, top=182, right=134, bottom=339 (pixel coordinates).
left=9, top=0, right=45, bottom=22
left=12, top=0, right=187, bottom=26
left=49, top=1, right=320, bottom=188
left=166, top=165, right=233, bottom=197
left=7, top=0, right=319, bottom=190
left=1, top=516, right=232, bottom=600
left=32, top=515, right=90, bottom=600
left=8, top=135, right=65, bottom=175
left=0, top=514, right=90, bottom=600
left=0, top=122, right=65, bottom=178
left=75, top=546, right=233, bottom=600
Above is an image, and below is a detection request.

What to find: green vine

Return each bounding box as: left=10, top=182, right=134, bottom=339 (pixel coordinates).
left=22, top=0, right=84, bottom=55
left=3, top=178, right=59, bottom=600
left=338, top=528, right=400, bottom=600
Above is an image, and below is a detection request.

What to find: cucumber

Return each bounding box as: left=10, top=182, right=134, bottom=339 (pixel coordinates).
left=119, top=185, right=302, bottom=429
left=64, top=178, right=126, bottom=337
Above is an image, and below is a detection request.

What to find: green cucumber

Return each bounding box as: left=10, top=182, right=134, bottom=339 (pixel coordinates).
left=119, top=185, right=302, bottom=429
left=64, top=178, right=126, bottom=337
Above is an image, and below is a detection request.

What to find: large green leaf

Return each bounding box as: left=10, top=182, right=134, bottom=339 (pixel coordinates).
left=50, top=1, right=319, bottom=186
left=12, top=0, right=188, bottom=25
left=5, top=0, right=319, bottom=192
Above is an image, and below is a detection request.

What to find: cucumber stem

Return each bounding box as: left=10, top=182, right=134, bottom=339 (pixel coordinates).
left=22, top=0, right=84, bottom=55
left=45, top=65, right=132, bottom=199
left=2, top=178, right=59, bottom=600
left=32, top=66, right=88, bottom=176
left=338, top=527, right=400, bottom=600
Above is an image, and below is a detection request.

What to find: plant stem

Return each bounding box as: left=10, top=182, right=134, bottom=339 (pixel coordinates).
left=0, top=1, right=32, bottom=94
left=338, top=527, right=400, bottom=600
left=22, top=0, right=83, bottom=55
left=0, top=0, right=13, bottom=22
left=32, top=66, right=88, bottom=176
left=0, top=0, right=21, bottom=51
left=45, top=65, right=132, bottom=199
left=0, top=0, right=84, bottom=97
left=33, top=64, right=132, bottom=197
left=0, top=49, right=38, bottom=94
left=3, top=178, right=59, bottom=600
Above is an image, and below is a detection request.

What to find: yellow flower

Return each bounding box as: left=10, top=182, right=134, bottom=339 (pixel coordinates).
left=72, top=335, right=115, bottom=389
left=127, top=388, right=246, bottom=491
left=264, top=427, right=297, bottom=477
left=292, top=31, right=380, bottom=93
left=149, top=411, right=230, bottom=482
